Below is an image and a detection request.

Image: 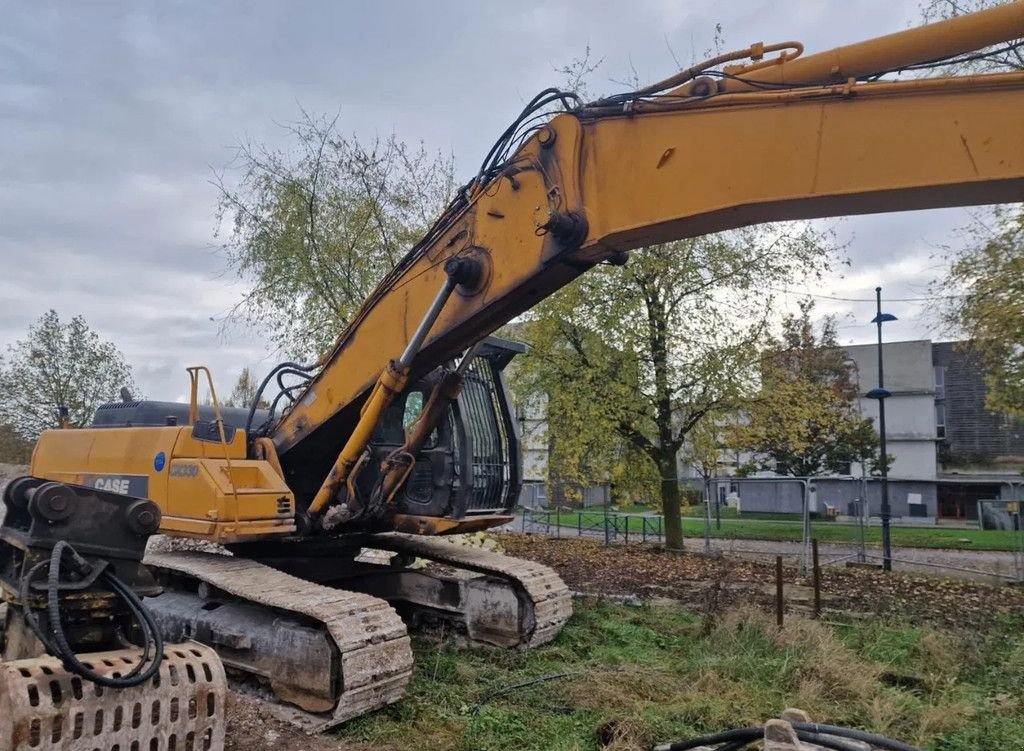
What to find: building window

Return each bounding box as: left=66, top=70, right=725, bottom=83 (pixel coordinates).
left=934, top=365, right=946, bottom=400
left=935, top=402, right=946, bottom=439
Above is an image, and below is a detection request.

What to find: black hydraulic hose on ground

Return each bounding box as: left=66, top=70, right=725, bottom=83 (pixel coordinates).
left=655, top=728, right=763, bottom=751
left=471, top=671, right=584, bottom=715
left=713, top=741, right=753, bottom=751
left=792, top=723, right=921, bottom=751
left=796, top=734, right=869, bottom=751
left=655, top=723, right=922, bottom=751
left=21, top=541, right=164, bottom=688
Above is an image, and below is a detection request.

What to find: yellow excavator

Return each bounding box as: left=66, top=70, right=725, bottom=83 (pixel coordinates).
left=3, top=3, right=1024, bottom=748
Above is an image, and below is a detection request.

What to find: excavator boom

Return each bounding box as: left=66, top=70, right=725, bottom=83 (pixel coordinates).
left=273, top=4, right=1024, bottom=518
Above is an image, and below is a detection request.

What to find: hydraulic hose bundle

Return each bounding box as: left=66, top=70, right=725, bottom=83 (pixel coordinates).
left=245, top=359, right=319, bottom=436
left=655, top=721, right=921, bottom=751
left=1, top=477, right=166, bottom=688
left=18, top=540, right=164, bottom=688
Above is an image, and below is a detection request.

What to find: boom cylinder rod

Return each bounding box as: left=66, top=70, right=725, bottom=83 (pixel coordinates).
left=307, top=261, right=475, bottom=520
left=399, top=276, right=459, bottom=368
left=670, top=1, right=1024, bottom=96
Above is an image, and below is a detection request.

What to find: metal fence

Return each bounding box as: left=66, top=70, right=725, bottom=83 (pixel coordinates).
left=515, top=500, right=1024, bottom=584
left=520, top=508, right=665, bottom=545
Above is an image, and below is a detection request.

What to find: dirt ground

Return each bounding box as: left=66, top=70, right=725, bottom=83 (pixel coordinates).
left=226, top=695, right=359, bottom=751
left=0, top=462, right=25, bottom=484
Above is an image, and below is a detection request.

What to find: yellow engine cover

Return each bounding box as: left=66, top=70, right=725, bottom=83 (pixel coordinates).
left=31, top=425, right=296, bottom=543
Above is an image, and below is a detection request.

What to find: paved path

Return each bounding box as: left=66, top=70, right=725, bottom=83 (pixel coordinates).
left=506, top=517, right=1023, bottom=584
left=703, top=536, right=1021, bottom=584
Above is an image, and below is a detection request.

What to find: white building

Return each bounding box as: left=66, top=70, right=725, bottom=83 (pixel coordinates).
left=844, top=340, right=937, bottom=481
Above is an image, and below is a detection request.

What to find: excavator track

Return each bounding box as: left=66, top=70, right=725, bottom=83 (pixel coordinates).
left=369, top=533, right=573, bottom=648
left=144, top=551, right=413, bottom=733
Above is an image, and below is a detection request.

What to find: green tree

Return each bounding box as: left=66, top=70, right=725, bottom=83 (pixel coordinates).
left=940, top=208, right=1024, bottom=417
left=0, top=423, right=33, bottom=464
left=515, top=327, right=659, bottom=507
left=215, top=111, right=456, bottom=359
left=0, top=310, right=136, bottom=439
left=678, top=417, right=728, bottom=522
left=225, top=366, right=267, bottom=409
left=727, top=301, right=879, bottom=478
left=511, top=227, right=834, bottom=551
left=680, top=417, right=728, bottom=486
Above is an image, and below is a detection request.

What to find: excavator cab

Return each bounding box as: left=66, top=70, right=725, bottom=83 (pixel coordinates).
left=362, top=336, right=524, bottom=522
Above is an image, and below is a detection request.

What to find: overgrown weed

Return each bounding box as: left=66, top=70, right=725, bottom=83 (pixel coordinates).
left=341, top=602, right=1024, bottom=750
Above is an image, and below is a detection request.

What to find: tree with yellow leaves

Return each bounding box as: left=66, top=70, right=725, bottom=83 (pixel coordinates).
left=510, top=226, right=834, bottom=552
left=941, top=209, right=1024, bottom=418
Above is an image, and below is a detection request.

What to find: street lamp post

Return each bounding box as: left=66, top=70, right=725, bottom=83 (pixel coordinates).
left=868, top=286, right=897, bottom=571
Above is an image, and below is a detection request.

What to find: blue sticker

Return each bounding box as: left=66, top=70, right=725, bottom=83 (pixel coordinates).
left=154, top=452, right=167, bottom=472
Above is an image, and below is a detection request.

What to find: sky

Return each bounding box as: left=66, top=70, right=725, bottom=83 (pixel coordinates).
left=0, top=1, right=984, bottom=402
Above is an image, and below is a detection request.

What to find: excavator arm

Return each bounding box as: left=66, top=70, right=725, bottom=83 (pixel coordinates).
left=272, top=3, right=1024, bottom=522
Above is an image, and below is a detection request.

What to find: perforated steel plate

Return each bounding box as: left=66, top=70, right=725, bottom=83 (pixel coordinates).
left=0, top=642, right=226, bottom=751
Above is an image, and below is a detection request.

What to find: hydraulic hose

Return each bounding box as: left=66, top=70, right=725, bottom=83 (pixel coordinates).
left=245, top=360, right=318, bottom=436
left=791, top=723, right=921, bottom=751
left=20, top=541, right=164, bottom=688
left=654, top=723, right=921, bottom=751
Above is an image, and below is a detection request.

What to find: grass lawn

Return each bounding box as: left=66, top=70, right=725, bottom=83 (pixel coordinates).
left=545, top=509, right=1020, bottom=551
left=336, top=601, right=1024, bottom=751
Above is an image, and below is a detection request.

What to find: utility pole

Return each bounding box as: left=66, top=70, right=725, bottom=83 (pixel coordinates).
left=868, top=287, right=897, bottom=571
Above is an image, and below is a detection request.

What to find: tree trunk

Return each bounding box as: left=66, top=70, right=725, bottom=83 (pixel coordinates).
left=660, top=456, right=684, bottom=551
left=640, top=282, right=685, bottom=551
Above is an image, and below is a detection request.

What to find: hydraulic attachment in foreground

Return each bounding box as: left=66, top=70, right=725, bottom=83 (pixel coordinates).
left=0, top=477, right=228, bottom=751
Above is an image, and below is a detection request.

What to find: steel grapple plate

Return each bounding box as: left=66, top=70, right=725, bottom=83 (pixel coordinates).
left=0, top=642, right=226, bottom=751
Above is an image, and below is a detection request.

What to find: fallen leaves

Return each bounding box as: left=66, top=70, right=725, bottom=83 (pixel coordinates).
left=499, top=533, right=1024, bottom=630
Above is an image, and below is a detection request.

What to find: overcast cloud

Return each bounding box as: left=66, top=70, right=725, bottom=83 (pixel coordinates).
left=0, top=1, right=979, bottom=401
